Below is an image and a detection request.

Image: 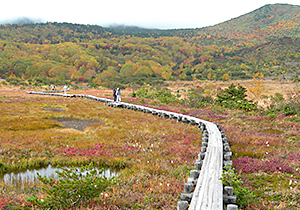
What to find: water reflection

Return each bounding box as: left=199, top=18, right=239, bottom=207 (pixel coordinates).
left=2, top=165, right=116, bottom=187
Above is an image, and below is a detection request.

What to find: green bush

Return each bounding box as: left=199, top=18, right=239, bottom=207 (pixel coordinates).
left=136, top=86, right=151, bottom=98
left=148, top=89, right=179, bottom=104
left=266, top=90, right=300, bottom=116
left=5, top=77, right=27, bottom=86
left=288, top=116, right=300, bottom=122
left=131, top=90, right=137, bottom=97
left=0, top=162, right=7, bottom=172
left=135, top=87, right=179, bottom=104
left=221, top=165, right=255, bottom=209
left=182, top=89, right=213, bottom=108
left=34, top=77, right=51, bottom=86
left=283, top=104, right=297, bottom=116
left=27, top=163, right=117, bottom=209
left=215, top=84, right=258, bottom=111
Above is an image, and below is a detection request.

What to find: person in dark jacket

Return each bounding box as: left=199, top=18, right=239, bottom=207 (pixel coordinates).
left=113, top=88, right=116, bottom=101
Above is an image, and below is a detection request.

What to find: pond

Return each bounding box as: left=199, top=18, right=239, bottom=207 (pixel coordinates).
left=1, top=165, right=116, bottom=187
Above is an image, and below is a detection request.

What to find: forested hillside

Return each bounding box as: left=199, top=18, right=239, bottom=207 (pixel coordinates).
left=0, top=4, right=300, bottom=87
left=200, top=4, right=300, bottom=41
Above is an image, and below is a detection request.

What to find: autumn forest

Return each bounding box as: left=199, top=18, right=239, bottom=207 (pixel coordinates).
left=0, top=4, right=300, bottom=88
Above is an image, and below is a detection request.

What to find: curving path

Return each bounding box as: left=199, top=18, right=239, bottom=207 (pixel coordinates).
left=26, top=91, right=238, bottom=210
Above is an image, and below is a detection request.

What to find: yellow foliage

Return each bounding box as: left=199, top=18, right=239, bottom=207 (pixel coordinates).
left=74, top=70, right=83, bottom=79
left=249, top=72, right=264, bottom=99
left=101, top=70, right=112, bottom=78
left=240, top=63, right=247, bottom=69
left=204, top=89, right=211, bottom=95
left=222, top=73, right=230, bottom=81
left=205, top=83, right=216, bottom=90
left=69, top=67, right=78, bottom=80
left=162, top=71, right=172, bottom=80
left=92, top=77, right=102, bottom=85
left=207, top=72, right=212, bottom=80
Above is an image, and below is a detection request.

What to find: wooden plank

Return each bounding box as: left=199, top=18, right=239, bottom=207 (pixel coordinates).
left=189, top=122, right=223, bottom=210
left=27, top=91, right=224, bottom=209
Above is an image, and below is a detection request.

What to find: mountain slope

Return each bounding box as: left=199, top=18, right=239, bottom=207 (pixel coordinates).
left=1, top=4, right=300, bottom=44
left=197, top=4, right=300, bottom=42
left=0, top=4, right=300, bottom=85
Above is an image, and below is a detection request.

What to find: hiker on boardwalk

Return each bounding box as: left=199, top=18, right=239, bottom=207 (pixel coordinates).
left=63, top=84, right=68, bottom=94
left=113, top=88, right=116, bottom=101
left=116, top=88, right=121, bottom=102
left=51, top=84, right=55, bottom=91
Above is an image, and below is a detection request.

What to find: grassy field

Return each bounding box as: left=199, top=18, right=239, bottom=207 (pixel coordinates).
left=0, top=80, right=299, bottom=209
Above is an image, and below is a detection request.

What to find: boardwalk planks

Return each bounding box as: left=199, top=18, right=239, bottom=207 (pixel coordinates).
left=27, top=91, right=225, bottom=210
left=189, top=122, right=223, bottom=210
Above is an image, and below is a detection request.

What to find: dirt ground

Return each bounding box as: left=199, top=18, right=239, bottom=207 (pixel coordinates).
left=166, top=79, right=297, bottom=96
left=53, top=117, right=105, bottom=131
left=1, top=79, right=298, bottom=107
left=165, top=79, right=299, bottom=105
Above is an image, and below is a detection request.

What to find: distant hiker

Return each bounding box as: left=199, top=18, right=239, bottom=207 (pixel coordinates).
left=116, top=88, right=121, bottom=102
left=51, top=84, right=55, bottom=91
left=63, top=84, right=68, bottom=94
left=113, top=88, right=116, bottom=101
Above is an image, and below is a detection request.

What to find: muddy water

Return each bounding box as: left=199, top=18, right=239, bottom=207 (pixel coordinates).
left=2, top=165, right=116, bottom=187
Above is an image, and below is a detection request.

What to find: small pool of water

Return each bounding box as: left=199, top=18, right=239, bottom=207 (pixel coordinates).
left=1, top=165, right=116, bottom=187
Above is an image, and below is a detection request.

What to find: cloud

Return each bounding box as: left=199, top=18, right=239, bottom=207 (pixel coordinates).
left=0, top=17, right=44, bottom=25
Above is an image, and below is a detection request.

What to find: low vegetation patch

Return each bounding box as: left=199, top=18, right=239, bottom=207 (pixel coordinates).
left=0, top=84, right=299, bottom=209
left=27, top=163, right=117, bottom=209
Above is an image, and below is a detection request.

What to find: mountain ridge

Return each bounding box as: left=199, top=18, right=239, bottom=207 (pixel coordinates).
left=1, top=4, right=300, bottom=42
left=0, top=4, right=299, bottom=86
left=198, top=4, right=300, bottom=41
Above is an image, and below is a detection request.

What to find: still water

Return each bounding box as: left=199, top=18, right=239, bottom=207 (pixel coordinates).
left=2, top=165, right=116, bottom=187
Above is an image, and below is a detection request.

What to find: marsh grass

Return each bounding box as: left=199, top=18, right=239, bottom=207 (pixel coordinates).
left=0, top=89, right=201, bottom=209
left=0, top=88, right=299, bottom=209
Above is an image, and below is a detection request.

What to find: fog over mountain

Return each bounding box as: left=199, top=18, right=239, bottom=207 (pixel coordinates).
left=2, top=1, right=300, bottom=29
left=0, top=17, right=44, bottom=25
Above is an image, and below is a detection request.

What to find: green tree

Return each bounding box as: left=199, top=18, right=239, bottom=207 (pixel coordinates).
left=216, top=84, right=258, bottom=111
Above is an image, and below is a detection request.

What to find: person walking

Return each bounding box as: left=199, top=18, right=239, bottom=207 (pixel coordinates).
left=63, top=84, right=68, bottom=94
left=116, top=88, right=121, bottom=102
left=113, top=88, right=116, bottom=101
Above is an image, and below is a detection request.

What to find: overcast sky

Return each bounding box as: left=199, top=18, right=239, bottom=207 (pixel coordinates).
left=1, top=0, right=300, bottom=29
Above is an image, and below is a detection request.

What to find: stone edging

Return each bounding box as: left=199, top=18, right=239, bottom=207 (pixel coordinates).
left=26, top=91, right=238, bottom=210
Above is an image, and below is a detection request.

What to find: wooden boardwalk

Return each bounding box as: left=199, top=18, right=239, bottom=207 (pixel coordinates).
left=188, top=122, right=223, bottom=210
left=27, top=91, right=237, bottom=210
